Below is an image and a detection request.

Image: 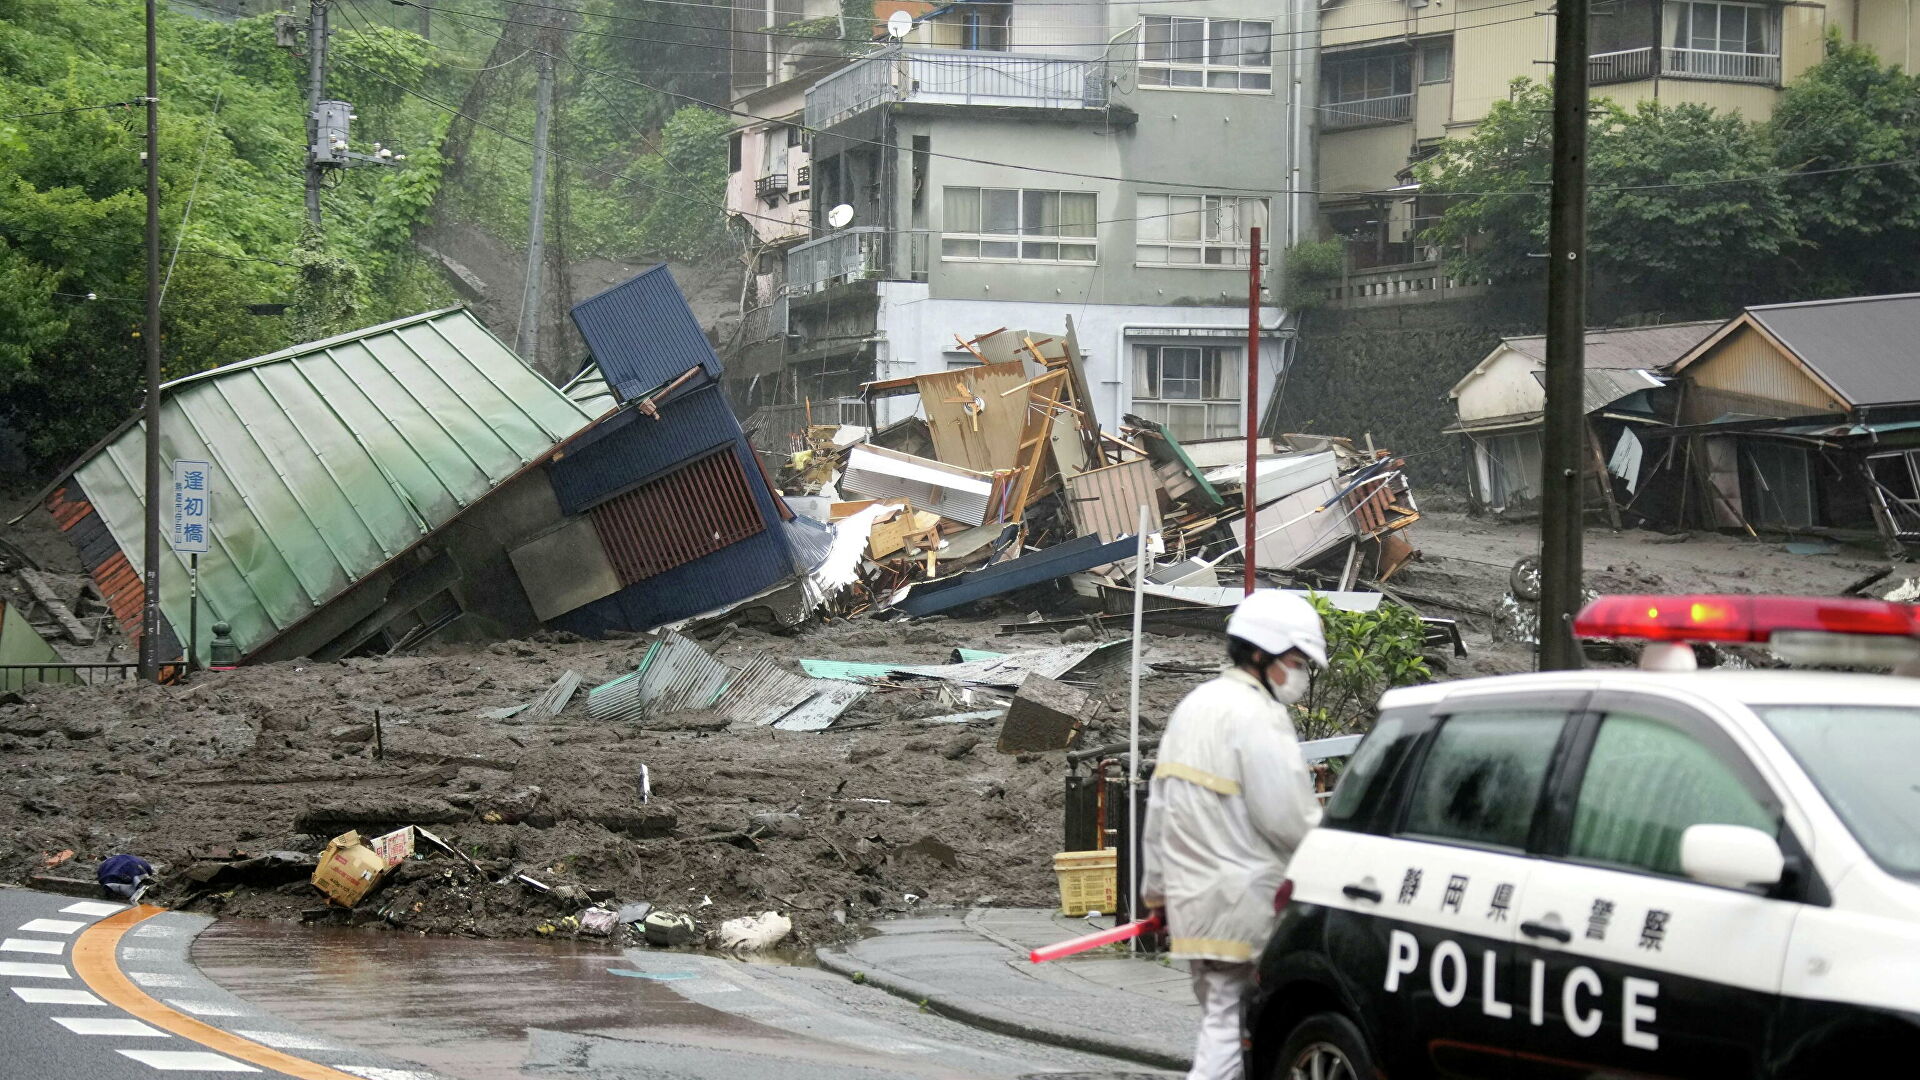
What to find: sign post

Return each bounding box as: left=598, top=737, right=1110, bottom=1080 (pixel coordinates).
left=171, top=460, right=212, bottom=672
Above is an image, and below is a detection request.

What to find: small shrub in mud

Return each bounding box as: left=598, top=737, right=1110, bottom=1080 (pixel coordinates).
left=1294, top=596, right=1433, bottom=740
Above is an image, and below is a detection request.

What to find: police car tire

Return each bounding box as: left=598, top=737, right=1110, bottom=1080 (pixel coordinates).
left=1271, top=1011, right=1377, bottom=1080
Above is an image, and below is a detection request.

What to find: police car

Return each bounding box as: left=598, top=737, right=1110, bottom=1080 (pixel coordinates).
left=1248, top=594, right=1920, bottom=1079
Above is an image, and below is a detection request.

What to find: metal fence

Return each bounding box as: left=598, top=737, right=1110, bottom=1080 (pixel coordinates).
left=786, top=226, right=891, bottom=295
left=1664, top=47, right=1779, bottom=83
left=1589, top=46, right=1656, bottom=84
left=806, top=46, right=1109, bottom=129
left=0, top=662, right=141, bottom=692
left=1321, top=92, right=1413, bottom=131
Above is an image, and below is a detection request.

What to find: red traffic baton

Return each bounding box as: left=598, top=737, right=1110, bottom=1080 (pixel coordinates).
left=1028, top=912, right=1164, bottom=963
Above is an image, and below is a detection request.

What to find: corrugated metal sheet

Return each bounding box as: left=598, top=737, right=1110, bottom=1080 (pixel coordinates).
left=841, top=444, right=997, bottom=526
left=550, top=524, right=798, bottom=639
left=773, top=681, right=867, bottom=731
left=549, top=384, right=743, bottom=515
left=568, top=265, right=724, bottom=403
left=1063, top=458, right=1163, bottom=545
left=896, top=533, right=1139, bottom=617
left=591, top=449, right=766, bottom=585
left=888, top=643, right=1114, bottom=690
left=707, top=653, right=865, bottom=730
left=1683, top=323, right=1842, bottom=420
left=587, top=632, right=735, bottom=722
left=1140, top=584, right=1384, bottom=612
left=51, top=308, right=594, bottom=663
left=1253, top=478, right=1357, bottom=571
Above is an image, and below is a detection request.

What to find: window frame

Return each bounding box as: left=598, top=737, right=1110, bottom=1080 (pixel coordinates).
left=1320, top=48, right=1415, bottom=106
left=1417, top=38, right=1453, bottom=84
left=1134, top=193, right=1271, bottom=269
left=940, top=186, right=1098, bottom=265
left=1130, top=342, right=1246, bottom=441
left=1139, top=15, right=1275, bottom=94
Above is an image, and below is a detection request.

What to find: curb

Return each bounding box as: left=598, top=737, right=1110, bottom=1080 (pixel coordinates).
left=813, top=945, right=1192, bottom=1072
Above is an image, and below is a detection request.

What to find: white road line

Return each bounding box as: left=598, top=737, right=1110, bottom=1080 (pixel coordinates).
left=51, top=1016, right=171, bottom=1037
left=16, top=919, right=84, bottom=935
left=60, top=902, right=126, bottom=917
left=0, top=962, right=71, bottom=979
left=165, top=999, right=248, bottom=1017
left=11, top=987, right=106, bottom=1006
left=231, top=1030, right=337, bottom=1051
left=128, top=971, right=188, bottom=988
left=1, top=938, right=65, bottom=955
left=132, top=925, right=178, bottom=938
left=117, top=1050, right=262, bottom=1072
left=120, top=946, right=167, bottom=960
left=336, top=1067, right=437, bottom=1080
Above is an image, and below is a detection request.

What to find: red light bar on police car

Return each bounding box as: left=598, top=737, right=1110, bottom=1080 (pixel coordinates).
left=1575, top=594, right=1920, bottom=644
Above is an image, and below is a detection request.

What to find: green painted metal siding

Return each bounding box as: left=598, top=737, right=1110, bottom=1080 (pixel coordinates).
left=68, top=308, right=599, bottom=661
left=0, top=600, right=76, bottom=689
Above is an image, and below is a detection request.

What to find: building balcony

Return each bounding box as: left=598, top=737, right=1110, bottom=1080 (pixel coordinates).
left=755, top=173, right=789, bottom=202
left=805, top=46, right=1111, bottom=130
left=1588, top=46, right=1780, bottom=86
left=1321, top=92, right=1413, bottom=132
left=785, top=226, right=893, bottom=298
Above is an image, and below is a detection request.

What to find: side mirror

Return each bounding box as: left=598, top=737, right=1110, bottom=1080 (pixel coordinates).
left=1680, top=824, right=1785, bottom=890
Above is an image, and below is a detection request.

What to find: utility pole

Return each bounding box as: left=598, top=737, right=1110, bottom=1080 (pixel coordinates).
left=139, top=0, right=163, bottom=683
left=516, top=37, right=556, bottom=363
left=304, top=0, right=330, bottom=226
left=1244, top=226, right=1262, bottom=597
left=1538, top=0, right=1590, bottom=670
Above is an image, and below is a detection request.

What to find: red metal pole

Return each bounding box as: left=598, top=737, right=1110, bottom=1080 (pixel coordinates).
left=1244, top=226, right=1261, bottom=597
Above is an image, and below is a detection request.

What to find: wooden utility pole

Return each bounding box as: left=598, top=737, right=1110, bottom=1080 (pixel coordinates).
left=516, top=35, right=555, bottom=363
left=139, top=0, right=164, bottom=683
left=1243, top=226, right=1262, bottom=596
left=1539, top=0, right=1590, bottom=670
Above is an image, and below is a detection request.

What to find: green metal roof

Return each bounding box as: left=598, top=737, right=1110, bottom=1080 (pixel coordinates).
left=69, top=308, right=605, bottom=660
left=1, top=601, right=75, bottom=689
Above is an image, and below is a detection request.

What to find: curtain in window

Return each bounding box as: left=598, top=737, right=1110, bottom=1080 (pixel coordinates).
left=1137, top=193, right=1167, bottom=243
left=943, top=186, right=979, bottom=233
left=1058, top=192, right=1096, bottom=239
left=981, top=188, right=1019, bottom=234
left=1133, top=345, right=1159, bottom=398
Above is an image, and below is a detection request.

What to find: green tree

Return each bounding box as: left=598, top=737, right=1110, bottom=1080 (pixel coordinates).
left=1416, top=80, right=1794, bottom=313
left=1769, top=35, right=1920, bottom=297
left=1294, top=596, right=1432, bottom=740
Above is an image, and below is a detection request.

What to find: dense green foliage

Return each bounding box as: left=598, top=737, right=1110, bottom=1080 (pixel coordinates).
left=1415, top=37, right=1920, bottom=315
left=1295, top=595, right=1433, bottom=739
left=0, top=0, right=737, bottom=473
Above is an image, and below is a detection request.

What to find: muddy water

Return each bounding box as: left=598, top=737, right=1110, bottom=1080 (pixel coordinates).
left=191, top=920, right=772, bottom=1080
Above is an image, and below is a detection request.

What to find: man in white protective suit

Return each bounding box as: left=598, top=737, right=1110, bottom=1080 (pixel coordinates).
left=1140, top=590, right=1327, bottom=1080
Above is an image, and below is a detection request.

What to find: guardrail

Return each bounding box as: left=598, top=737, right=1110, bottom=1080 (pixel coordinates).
left=1321, top=92, right=1413, bottom=131
left=806, top=46, right=1109, bottom=129
left=0, top=662, right=142, bottom=692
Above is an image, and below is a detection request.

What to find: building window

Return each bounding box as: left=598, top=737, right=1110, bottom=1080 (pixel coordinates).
left=1132, top=344, right=1242, bottom=440
left=1418, top=39, right=1452, bottom=84
left=728, top=132, right=742, bottom=173
left=942, top=187, right=1097, bottom=263
left=955, top=2, right=1010, bottom=50
left=1141, top=16, right=1272, bottom=92
left=1665, top=1, right=1778, bottom=81
left=1321, top=49, right=1414, bottom=129
left=1136, top=194, right=1269, bottom=267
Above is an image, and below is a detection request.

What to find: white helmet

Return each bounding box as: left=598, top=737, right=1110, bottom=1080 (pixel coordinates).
left=1226, top=590, right=1328, bottom=668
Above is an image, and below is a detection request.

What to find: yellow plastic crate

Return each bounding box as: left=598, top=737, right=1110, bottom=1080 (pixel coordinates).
left=1052, top=848, right=1117, bottom=917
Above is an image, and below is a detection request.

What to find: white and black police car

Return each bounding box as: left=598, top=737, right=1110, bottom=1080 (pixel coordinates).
left=1248, top=593, right=1920, bottom=1079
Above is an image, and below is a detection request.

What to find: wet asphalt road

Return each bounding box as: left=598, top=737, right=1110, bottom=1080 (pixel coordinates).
left=193, top=916, right=1177, bottom=1080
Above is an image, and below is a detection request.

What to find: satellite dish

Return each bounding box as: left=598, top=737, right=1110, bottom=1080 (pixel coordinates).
left=827, top=204, right=855, bottom=229
left=886, top=10, right=912, bottom=39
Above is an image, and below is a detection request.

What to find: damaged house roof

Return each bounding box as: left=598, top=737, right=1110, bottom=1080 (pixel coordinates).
left=39, top=308, right=608, bottom=663
left=1671, top=292, right=1920, bottom=408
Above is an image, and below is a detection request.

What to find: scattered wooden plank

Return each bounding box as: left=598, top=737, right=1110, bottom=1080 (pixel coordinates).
left=17, top=568, right=93, bottom=646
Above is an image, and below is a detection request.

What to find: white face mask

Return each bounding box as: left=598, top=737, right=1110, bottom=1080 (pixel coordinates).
left=1269, top=662, right=1310, bottom=705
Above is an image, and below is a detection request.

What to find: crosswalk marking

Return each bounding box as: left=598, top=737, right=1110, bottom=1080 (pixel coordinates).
left=0, top=962, right=71, bottom=979
left=232, top=1029, right=337, bottom=1050
left=132, top=925, right=178, bottom=938
left=1, top=938, right=65, bottom=955
left=336, top=1067, right=437, bottom=1080
left=60, top=902, right=126, bottom=917
left=16, top=919, right=84, bottom=935
left=165, top=998, right=249, bottom=1017
left=52, top=1015, right=171, bottom=1037
left=117, top=1050, right=262, bottom=1072
left=120, top=946, right=167, bottom=960
left=129, top=971, right=188, bottom=988
left=11, top=987, right=106, bottom=1006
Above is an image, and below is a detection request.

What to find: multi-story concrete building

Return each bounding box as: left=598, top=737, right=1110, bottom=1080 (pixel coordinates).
left=723, top=1, right=1311, bottom=442
left=1315, top=0, right=1918, bottom=306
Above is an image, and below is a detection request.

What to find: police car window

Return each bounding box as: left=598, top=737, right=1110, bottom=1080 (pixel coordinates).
left=1323, top=714, right=1405, bottom=826
left=1758, top=705, right=1920, bottom=880
left=1569, top=712, right=1775, bottom=877
left=1400, top=710, right=1565, bottom=850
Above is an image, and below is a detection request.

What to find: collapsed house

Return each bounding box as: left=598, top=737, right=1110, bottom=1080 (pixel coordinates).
left=25, top=268, right=809, bottom=667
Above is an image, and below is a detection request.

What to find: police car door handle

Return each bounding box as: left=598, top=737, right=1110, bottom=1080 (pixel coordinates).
left=1520, top=919, right=1572, bottom=944
left=1342, top=884, right=1383, bottom=903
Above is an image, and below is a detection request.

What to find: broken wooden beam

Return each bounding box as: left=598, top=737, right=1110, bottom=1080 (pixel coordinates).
left=17, top=568, right=94, bottom=646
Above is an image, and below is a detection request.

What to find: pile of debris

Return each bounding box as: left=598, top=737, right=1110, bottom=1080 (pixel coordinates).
left=765, top=325, right=1425, bottom=626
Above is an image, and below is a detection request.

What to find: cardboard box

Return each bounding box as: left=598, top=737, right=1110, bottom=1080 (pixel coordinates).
left=312, top=830, right=396, bottom=907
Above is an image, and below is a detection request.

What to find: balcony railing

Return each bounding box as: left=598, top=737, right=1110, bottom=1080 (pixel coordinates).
left=1324, top=260, right=1487, bottom=308
left=1589, top=47, right=1656, bottom=85
left=806, top=46, right=1110, bottom=129
left=1664, top=47, right=1779, bottom=84
left=786, top=226, right=891, bottom=296
left=755, top=173, right=789, bottom=201
left=1321, top=92, right=1413, bottom=132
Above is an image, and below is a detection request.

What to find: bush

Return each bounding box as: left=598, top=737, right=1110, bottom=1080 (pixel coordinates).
left=1294, top=595, right=1432, bottom=739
